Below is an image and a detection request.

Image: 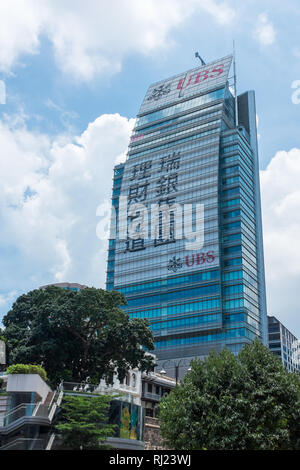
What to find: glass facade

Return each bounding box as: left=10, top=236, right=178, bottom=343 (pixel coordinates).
left=108, top=400, right=143, bottom=441
left=106, top=56, right=268, bottom=378
left=268, top=316, right=300, bottom=373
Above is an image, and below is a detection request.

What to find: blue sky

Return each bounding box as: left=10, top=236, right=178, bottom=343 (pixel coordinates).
left=0, top=0, right=300, bottom=336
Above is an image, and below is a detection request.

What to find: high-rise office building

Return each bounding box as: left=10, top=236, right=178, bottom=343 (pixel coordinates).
left=268, top=316, right=300, bottom=373
left=106, top=55, right=267, bottom=378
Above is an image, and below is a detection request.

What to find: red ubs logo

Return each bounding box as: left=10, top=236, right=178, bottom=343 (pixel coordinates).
left=168, top=251, right=216, bottom=272
left=177, top=65, right=224, bottom=90
left=185, top=251, right=215, bottom=267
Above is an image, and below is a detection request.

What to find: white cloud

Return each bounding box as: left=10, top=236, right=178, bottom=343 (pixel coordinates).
left=0, top=113, right=134, bottom=317
left=1, top=110, right=300, bottom=338
left=0, top=1, right=42, bottom=73
left=254, top=13, right=276, bottom=46
left=200, top=0, right=236, bottom=25
left=0, top=291, right=17, bottom=309
left=0, top=80, right=6, bottom=105
left=0, top=0, right=236, bottom=80
left=260, top=148, right=300, bottom=335
left=292, top=46, right=300, bottom=59
left=256, top=114, right=261, bottom=141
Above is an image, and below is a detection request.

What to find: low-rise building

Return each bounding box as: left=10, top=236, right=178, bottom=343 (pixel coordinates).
left=141, top=371, right=175, bottom=418
left=0, top=362, right=175, bottom=450
left=141, top=371, right=175, bottom=450
left=0, top=372, right=61, bottom=450
left=39, top=282, right=87, bottom=291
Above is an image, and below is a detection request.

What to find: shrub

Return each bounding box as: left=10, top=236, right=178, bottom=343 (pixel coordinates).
left=6, top=364, right=48, bottom=382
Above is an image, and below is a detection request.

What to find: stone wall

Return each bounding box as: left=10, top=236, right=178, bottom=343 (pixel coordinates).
left=144, top=416, right=169, bottom=450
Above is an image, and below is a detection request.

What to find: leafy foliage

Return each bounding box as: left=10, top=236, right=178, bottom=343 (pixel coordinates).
left=55, top=394, right=115, bottom=449
left=2, top=286, right=154, bottom=386
left=6, top=363, right=48, bottom=382
left=159, top=339, right=300, bottom=450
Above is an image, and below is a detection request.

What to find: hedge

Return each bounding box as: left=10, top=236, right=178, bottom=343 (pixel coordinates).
left=6, top=364, right=48, bottom=382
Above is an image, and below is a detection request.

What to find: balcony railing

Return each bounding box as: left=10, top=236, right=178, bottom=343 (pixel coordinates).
left=142, top=391, right=161, bottom=401
left=0, top=390, right=63, bottom=428
left=0, top=438, right=46, bottom=450
left=0, top=402, right=49, bottom=427
left=60, top=381, right=99, bottom=394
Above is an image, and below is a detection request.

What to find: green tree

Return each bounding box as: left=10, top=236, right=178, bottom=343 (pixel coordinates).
left=55, top=394, right=115, bottom=449
left=2, top=286, right=154, bottom=386
left=159, top=339, right=300, bottom=450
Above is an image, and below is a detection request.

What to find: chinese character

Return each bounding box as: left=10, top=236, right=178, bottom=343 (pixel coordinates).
left=153, top=198, right=178, bottom=246
left=160, top=152, right=181, bottom=172
left=158, top=197, right=177, bottom=206
left=128, top=182, right=149, bottom=204
left=154, top=218, right=176, bottom=246
left=156, top=174, right=178, bottom=196
left=131, top=161, right=152, bottom=180
left=125, top=238, right=145, bottom=252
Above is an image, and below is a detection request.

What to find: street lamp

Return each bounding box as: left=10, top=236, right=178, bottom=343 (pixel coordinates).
left=160, top=359, right=192, bottom=385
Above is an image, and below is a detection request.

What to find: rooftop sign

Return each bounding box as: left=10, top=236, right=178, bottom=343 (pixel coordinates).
left=139, top=55, right=232, bottom=115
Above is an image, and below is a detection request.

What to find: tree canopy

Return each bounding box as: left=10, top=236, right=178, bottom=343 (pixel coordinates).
left=2, top=286, right=155, bottom=386
left=55, top=394, right=115, bottom=450
left=159, top=339, right=300, bottom=450
left=6, top=364, right=48, bottom=382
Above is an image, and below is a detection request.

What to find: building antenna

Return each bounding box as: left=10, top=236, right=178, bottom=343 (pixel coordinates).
left=195, top=52, right=206, bottom=66
left=233, top=40, right=238, bottom=127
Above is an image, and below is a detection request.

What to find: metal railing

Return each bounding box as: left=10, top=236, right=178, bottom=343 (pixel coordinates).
left=0, top=438, right=46, bottom=450
left=0, top=402, right=49, bottom=427
left=47, top=391, right=56, bottom=410
left=45, top=433, right=56, bottom=451
left=142, top=391, right=161, bottom=401
left=0, top=390, right=62, bottom=429
left=0, top=385, right=66, bottom=450
left=61, top=381, right=99, bottom=394
left=48, top=390, right=63, bottom=422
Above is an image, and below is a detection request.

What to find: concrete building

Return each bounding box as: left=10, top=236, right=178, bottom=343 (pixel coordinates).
left=0, top=372, right=61, bottom=450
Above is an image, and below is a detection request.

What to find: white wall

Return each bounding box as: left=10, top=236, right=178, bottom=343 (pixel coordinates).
left=6, top=374, right=52, bottom=402
left=97, top=369, right=142, bottom=406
